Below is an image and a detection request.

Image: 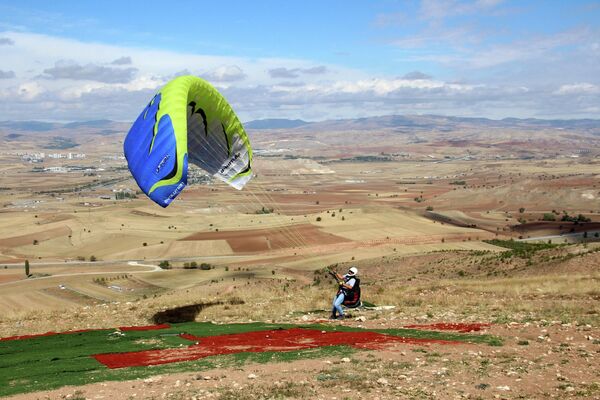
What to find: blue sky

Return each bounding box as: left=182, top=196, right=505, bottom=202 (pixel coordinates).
left=0, top=0, right=599, bottom=121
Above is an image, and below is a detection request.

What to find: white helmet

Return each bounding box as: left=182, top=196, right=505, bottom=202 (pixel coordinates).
left=348, top=267, right=358, bottom=276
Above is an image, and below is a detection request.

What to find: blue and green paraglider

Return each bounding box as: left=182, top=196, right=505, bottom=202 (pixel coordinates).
left=124, top=75, right=253, bottom=207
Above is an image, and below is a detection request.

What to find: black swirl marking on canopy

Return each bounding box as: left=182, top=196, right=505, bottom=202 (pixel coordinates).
left=188, top=101, right=208, bottom=136
left=161, top=150, right=179, bottom=181
left=221, top=123, right=231, bottom=156
left=238, top=161, right=251, bottom=175
left=148, top=95, right=160, bottom=155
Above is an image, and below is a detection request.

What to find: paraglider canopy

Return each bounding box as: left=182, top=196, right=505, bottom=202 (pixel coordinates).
left=124, top=75, right=253, bottom=207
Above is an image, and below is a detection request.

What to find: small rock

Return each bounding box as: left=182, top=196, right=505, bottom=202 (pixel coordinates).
left=341, top=357, right=351, bottom=363
left=248, top=374, right=257, bottom=379
left=355, top=316, right=366, bottom=322
left=496, top=385, right=510, bottom=391
left=377, top=378, right=389, bottom=385
left=203, top=376, right=212, bottom=380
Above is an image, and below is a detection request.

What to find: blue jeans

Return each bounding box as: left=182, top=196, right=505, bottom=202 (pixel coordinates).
left=332, top=293, right=345, bottom=317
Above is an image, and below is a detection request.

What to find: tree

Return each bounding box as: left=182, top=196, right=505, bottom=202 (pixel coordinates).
left=25, top=260, right=30, bottom=277
left=90, top=255, right=97, bottom=262
left=519, top=207, right=525, bottom=214
left=200, top=263, right=212, bottom=270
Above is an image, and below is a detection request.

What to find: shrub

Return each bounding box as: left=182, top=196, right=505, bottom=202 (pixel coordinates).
left=561, top=213, right=591, bottom=223
left=158, top=260, right=170, bottom=269
left=542, top=213, right=556, bottom=221
left=90, top=255, right=97, bottom=262
left=316, top=217, right=322, bottom=222
left=256, top=206, right=273, bottom=214
left=200, top=263, right=212, bottom=270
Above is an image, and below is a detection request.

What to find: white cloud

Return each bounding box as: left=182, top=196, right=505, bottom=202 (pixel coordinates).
left=555, top=83, right=600, bottom=95
left=110, top=56, right=132, bottom=65
left=0, top=70, right=15, bottom=79
left=0, top=29, right=598, bottom=121
left=42, top=60, right=138, bottom=83
left=329, top=77, right=476, bottom=95
left=419, top=0, right=505, bottom=21
left=16, top=81, right=46, bottom=101
left=402, top=71, right=432, bottom=80
left=268, top=66, right=328, bottom=79
left=202, top=65, right=246, bottom=82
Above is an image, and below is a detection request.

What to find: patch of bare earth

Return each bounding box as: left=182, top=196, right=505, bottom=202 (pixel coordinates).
left=5, top=322, right=599, bottom=400
left=2, top=244, right=599, bottom=399
left=180, top=224, right=349, bottom=252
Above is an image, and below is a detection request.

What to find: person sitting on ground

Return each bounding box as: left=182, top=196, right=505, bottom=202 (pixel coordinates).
left=330, top=266, right=358, bottom=320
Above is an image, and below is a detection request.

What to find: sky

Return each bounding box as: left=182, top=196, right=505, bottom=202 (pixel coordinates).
left=0, top=0, right=599, bottom=122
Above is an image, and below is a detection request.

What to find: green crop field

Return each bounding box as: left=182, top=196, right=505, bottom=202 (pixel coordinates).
left=0, top=322, right=501, bottom=397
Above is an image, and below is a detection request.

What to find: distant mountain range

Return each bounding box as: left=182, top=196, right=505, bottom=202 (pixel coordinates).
left=0, top=120, right=118, bottom=132
left=243, top=115, right=600, bottom=131
left=1, top=115, right=599, bottom=135
left=244, top=119, right=310, bottom=130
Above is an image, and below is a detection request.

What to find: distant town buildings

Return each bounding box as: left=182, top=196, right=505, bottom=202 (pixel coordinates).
left=44, top=166, right=68, bottom=173
left=20, top=152, right=86, bottom=162
left=48, top=152, right=86, bottom=159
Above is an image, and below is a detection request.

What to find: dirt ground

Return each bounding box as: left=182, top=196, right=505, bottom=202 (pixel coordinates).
left=5, top=321, right=599, bottom=400
left=0, top=139, right=599, bottom=399
left=2, top=244, right=599, bottom=399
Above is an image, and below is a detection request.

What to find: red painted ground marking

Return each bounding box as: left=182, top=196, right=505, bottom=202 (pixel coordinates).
left=94, top=328, right=460, bottom=369
left=0, top=329, right=96, bottom=342
left=0, top=324, right=171, bottom=341
left=119, top=324, right=170, bottom=331
left=404, top=323, right=491, bottom=333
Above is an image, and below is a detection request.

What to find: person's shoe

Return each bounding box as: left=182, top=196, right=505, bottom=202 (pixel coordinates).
left=336, top=315, right=345, bottom=320
left=329, top=314, right=337, bottom=320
